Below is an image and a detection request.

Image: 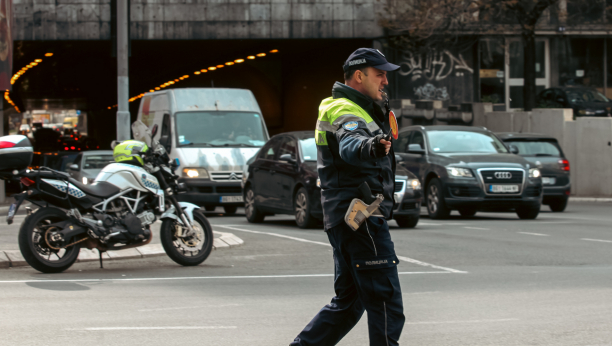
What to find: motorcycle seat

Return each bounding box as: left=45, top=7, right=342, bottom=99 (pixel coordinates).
left=69, top=179, right=121, bottom=198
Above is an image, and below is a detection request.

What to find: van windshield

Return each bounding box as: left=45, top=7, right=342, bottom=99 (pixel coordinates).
left=175, top=111, right=267, bottom=147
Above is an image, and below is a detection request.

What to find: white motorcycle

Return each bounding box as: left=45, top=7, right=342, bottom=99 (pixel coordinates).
left=1, top=123, right=213, bottom=273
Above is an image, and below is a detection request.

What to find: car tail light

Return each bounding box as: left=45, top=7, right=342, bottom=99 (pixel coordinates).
left=20, top=177, right=35, bottom=186
left=558, top=159, right=570, bottom=171
left=0, top=141, right=15, bottom=149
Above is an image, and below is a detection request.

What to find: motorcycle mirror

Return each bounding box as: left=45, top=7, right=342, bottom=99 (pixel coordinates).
left=110, top=140, right=118, bottom=149
left=151, top=124, right=159, bottom=138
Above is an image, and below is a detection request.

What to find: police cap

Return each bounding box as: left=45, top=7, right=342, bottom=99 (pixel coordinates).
left=343, top=48, right=400, bottom=72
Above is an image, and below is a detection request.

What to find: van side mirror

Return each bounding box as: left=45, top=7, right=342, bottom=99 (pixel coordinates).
left=407, top=144, right=425, bottom=155
left=69, top=164, right=79, bottom=170
left=159, top=134, right=171, bottom=152
left=151, top=124, right=159, bottom=138
left=509, top=144, right=519, bottom=154
left=279, top=153, right=296, bottom=164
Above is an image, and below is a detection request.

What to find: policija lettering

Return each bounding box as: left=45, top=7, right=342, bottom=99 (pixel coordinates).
left=399, top=50, right=473, bottom=82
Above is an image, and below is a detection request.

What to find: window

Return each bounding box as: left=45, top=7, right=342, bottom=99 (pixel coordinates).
left=507, top=140, right=561, bottom=157
left=278, top=137, right=297, bottom=159
left=299, top=138, right=317, bottom=161
left=409, top=132, right=425, bottom=150
left=83, top=155, right=115, bottom=169
left=427, top=131, right=508, bottom=154
left=393, top=131, right=412, bottom=153
left=259, top=137, right=280, bottom=160
left=72, top=153, right=83, bottom=167
left=175, top=111, right=267, bottom=147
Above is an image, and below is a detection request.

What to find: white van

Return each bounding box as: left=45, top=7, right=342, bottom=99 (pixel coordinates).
left=132, top=88, right=269, bottom=214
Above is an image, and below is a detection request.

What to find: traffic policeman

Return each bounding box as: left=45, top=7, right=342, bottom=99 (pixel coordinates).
left=290, top=48, right=405, bottom=346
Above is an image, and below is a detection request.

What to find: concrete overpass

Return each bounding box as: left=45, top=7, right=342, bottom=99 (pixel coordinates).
left=10, top=0, right=385, bottom=145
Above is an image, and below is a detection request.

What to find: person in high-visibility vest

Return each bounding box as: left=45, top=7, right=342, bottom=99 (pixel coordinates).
left=290, top=48, right=405, bottom=346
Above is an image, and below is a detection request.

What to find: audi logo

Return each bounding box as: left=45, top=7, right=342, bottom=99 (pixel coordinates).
left=494, top=172, right=513, bottom=179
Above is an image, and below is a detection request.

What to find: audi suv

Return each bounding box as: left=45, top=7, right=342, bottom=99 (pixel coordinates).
left=393, top=126, right=543, bottom=219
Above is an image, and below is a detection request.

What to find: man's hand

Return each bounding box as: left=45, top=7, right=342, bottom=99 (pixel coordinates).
left=371, top=134, right=392, bottom=158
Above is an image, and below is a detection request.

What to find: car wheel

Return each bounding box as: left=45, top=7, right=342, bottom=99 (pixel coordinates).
left=223, top=206, right=238, bottom=215
left=204, top=206, right=216, bottom=212
left=516, top=206, right=540, bottom=219
left=295, top=187, right=317, bottom=229
left=549, top=197, right=568, bottom=212
left=426, top=178, right=451, bottom=219
left=394, top=215, right=419, bottom=228
left=244, top=187, right=265, bottom=223
left=458, top=208, right=477, bottom=217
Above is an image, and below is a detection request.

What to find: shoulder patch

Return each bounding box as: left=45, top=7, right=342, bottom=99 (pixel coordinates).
left=342, top=121, right=359, bottom=131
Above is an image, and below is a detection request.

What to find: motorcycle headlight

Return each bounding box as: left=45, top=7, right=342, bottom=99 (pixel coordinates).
left=407, top=179, right=421, bottom=190
left=529, top=168, right=541, bottom=178
left=446, top=167, right=474, bottom=178
left=182, top=168, right=210, bottom=179
left=82, top=177, right=88, bottom=184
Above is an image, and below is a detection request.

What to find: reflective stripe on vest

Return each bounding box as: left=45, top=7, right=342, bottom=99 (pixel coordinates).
left=315, top=97, right=380, bottom=144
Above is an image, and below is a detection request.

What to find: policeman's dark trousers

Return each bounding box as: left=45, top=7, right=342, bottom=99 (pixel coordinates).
left=290, top=217, right=405, bottom=346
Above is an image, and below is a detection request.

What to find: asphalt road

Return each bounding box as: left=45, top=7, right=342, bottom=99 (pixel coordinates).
left=1, top=203, right=612, bottom=346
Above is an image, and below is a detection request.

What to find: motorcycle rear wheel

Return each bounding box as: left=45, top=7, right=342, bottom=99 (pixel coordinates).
left=18, top=207, right=81, bottom=273
left=160, top=210, right=213, bottom=266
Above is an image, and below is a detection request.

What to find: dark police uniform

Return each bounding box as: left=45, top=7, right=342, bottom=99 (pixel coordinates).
left=291, top=48, right=405, bottom=346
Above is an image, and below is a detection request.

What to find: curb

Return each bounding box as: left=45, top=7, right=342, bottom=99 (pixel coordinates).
left=569, top=197, right=612, bottom=203
left=0, top=231, right=243, bottom=269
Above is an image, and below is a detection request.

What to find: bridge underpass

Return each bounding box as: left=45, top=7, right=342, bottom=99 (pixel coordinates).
left=7, top=38, right=370, bottom=148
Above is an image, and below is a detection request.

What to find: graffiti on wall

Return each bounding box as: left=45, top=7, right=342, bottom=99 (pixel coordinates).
left=399, top=50, right=473, bottom=82
left=414, top=83, right=449, bottom=101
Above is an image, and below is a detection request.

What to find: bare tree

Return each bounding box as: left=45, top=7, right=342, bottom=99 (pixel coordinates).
left=379, top=0, right=559, bottom=111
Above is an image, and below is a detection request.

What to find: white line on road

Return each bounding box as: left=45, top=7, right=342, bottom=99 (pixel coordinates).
left=414, top=223, right=443, bottom=226
left=67, top=326, right=237, bottom=331
left=517, top=232, right=549, bottom=237
left=463, top=227, right=490, bottom=230
left=217, top=225, right=467, bottom=274
left=405, top=318, right=519, bottom=325
left=581, top=238, right=612, bottom=243
left=138, top=304, right=242, bottom=312
left=0, top=272, right=451, bottom=284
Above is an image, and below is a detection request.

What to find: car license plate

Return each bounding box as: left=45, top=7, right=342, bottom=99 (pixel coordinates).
left=7, top=203, right=16, bottom=218
left=542, top=177, right=556, bottom=185
left=489, top=185, right=519, bottom=193
left=220, top=196, right=243, bottom=203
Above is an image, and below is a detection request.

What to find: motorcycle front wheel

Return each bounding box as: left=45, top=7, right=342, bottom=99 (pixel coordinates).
left=160, top=210, right=213, bottom=266
left=18, top=207, right=81, bottom=273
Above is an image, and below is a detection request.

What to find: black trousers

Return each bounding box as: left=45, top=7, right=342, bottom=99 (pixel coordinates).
left=291, top=217, right=405, bottom=346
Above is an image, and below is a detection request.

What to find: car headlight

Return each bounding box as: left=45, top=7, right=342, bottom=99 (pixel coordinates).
left=316, top=178, right=321, bottom=187
left=182, top=168, right=210, bottom=179
left=529, top=168, right=541, bottom=178
left=446, top=167, right=474, bottom=178
left=578, top=109, right=596, bottom=116
left=82, top=177, right=88, bottom=184
left=407, top=179, right=421, bottom=190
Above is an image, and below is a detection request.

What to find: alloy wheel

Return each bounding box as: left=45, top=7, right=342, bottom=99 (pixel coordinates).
left=245, top=189, right=255, bottom=218
left=428, top=184, right=439, bottom=214
left=295, top=192, right=307, bottom=225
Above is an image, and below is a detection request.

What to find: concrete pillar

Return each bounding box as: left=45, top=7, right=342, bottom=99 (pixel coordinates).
left=116, top=0, right=130, bottom=142
left=471, top=103, right=493, bottom=127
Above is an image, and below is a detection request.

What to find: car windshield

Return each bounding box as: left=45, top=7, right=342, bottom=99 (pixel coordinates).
left=175, top=111, right=267, bottom=147
left=566, top=89, right=610, bottom=103
left=427, top=131, right=508, bottom=154
left=299, top=137, right=317, bottom=161
left=507, top=140, right=561, bottom=157
left=83, top=155, right=114, bottom=169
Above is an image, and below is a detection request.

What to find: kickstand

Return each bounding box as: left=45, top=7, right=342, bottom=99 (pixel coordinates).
left=98, top=249, right=104, bottom=269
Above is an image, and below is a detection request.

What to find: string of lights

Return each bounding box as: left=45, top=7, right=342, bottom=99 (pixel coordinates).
left=5, top=52, right=54, bottom=113
left=108, top=49, right=279, bottom=109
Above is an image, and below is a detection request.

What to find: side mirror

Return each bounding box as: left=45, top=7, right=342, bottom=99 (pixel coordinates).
left=279, top=153, right=296, bottom=164
left=151, top=124, right=159, bottom=138
left=509, top=144, right=519, bottom=154
left=395, top=154, right=403, bottom=162
left=69, top=164, right=79, bottom=170
left=557, top=98, right=565, bottom=103
left=159, top=134, right=171, bottom=152
left=407, top=144, right=425, bottom=155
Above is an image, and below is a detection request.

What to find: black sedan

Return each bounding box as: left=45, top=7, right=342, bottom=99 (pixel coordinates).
left=497, top=132, right=571, bottom=212
left=242, top=131, right=422, bottom=228
left=394, top=126, right=543, bottom=220
left=536, top=87, right=612, bottom=118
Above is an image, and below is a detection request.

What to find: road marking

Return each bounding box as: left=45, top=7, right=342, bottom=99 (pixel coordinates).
left=415, top=223, right=443, bottom=226
left=405, top=318, right=519, bottom=325
left=463, top=227, right=489, bottom=230
left=138, top=304, right=242, bottom=312
left=530, top=221, right=572, bottom=224
left=0, top=272, right=451, bottom=284
left=67, top=326, right=237, bottom=331
left=581, top=238, right=612, bottom=243
left=217, top=225, right=467, bottom=274
left=517, top=232, right=549, bottom=237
